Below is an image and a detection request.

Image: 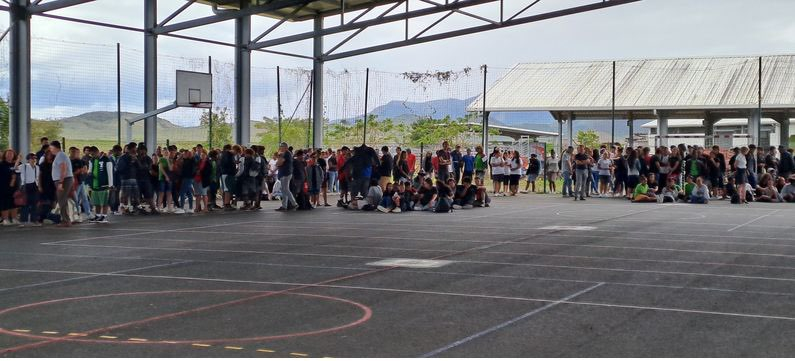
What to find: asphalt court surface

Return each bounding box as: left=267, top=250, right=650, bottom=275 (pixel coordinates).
left=0, top=196, right=794, bottom=357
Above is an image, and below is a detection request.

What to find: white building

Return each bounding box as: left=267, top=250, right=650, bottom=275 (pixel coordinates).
left=641, top=118, right=793, bottom=148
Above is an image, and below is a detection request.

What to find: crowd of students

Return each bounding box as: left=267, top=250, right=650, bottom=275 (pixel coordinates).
left=549, top=143, right=795, bottom=204
left=0, top=139, right=497, bottom=227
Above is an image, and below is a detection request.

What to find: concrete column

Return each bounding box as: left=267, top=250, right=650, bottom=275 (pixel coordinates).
left=748, top=109, right=761, bottom=146
left=703, top=112, right=716, bottom=148
left=567, top=112, right=574, bottom=146
left=775, top=114, right=790, bottom=148
left=144, top=0, right=157, bottom=151
left=627, top=112, right=635, bottom=148
left=234, top=0, right=251, bottom=146
left=557, top=116, right=564, bottom=155
left=9, top=0, right=31, bottom=155
left=312, top=16, right=324, bottom=149
left=656, top=111, right=668, bottom=147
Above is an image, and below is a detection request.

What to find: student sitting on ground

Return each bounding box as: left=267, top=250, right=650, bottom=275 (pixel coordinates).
left=397, top=181, right=414, bottom=212
left=472, top=177, right=491, bottom=207
left=434, top=179, right=453, bottom=212
left=781, top=176, right=795, bottom=202
left=755, top=173, right=783, bottom=203
left=452, top=177, right=477, bottom=209
left=632, top=175, right=657, bottom=203
left=660, top=178, right=682, bottom=203
left=414, top=178, right=438, bottom=211
left=689, top=177, right=710, bottom=204
left=377, top=183, right=399, bottom=213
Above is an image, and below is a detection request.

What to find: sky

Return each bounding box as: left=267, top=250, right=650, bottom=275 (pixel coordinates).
left=7, top=0, right=795, bottom=123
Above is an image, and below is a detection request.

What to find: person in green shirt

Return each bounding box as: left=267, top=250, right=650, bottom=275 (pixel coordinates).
left=474, top=145, right=487, bottom=186
left=632, top=175, right=656, bottom=202
left=683, top=175, right=695, bottom=199
left=157, top=148, right=174, bottom=212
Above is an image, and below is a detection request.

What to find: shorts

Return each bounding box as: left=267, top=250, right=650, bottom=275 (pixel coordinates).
left=546, top=171, right=558, bottom=182
left=599, top=175, right=610, bottom=184
left=221, top=175, right=236, bottom=193
left=339, top=178, right=349, bottom=192
left=194, top=183, right=208, bottom=196
left=0, top=186, right=13, bottom=211
left=735, top=170, right=748, bottom=185
left=159, top=180, right=171, bottom=193
left=711, top=176, right=723, bottom=189
left=526, top=173, right=539, bottom=183
left=90, top=189, right=109, bottom=207
left=509, top=174, right=521, bottom=186
left=121, top=179, right=139, bottom=197
left=491, top=174, right=503, bottom=183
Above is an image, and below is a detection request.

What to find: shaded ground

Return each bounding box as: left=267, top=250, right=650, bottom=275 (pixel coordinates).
left=0, top=195, right=793, bottom=357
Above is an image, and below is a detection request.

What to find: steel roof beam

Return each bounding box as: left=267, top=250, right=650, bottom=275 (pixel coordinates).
left=249, top=0, right=498, bottom=50
left=154, top=0, right=311, bottom=35
left=158, top=0, right=195, bottom=28
left=28, top=0, right=94, bottom=14
left=324, top=0, right=641, bottom=61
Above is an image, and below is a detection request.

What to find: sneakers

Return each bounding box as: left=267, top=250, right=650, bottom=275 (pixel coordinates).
left=452, top=204, right=463, bottom=210
left=186, top=208, right=195, bottom=214
left=377, top=205, right=389, bottom=213
left=391, top=207, right=402, bottom=213
left=463, top=204, right=474, bottom=209
left=413, top=206, right=422, bottom=211
left=99, top=215, right=109, bottom=224
left=88, top=215, right=100, bottom=223
left=174, top=208, right=186, bottom=214
left=520, top=190, right=529, bottom=194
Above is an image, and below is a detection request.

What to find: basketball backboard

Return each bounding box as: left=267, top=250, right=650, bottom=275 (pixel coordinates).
left=176, top=70, right=212, bottom=108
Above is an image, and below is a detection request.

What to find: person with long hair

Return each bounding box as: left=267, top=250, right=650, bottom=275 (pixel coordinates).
left=1, top=150, right=19, bottom=226
left=734, top=146, right=750, bottom=205
left=489, top=148, right=504, bottom=196
left=508, top=150, right=523, bottom=196
left=545, top=150, right=559, bottom=194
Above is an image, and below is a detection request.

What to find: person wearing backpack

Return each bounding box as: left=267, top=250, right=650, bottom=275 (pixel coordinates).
left=87, top=147, right=114, bottom=223
left=306, top=151, right=325, bottom=208
left=238, top=148, right=258, bottom=211
left=193, top=149, right=212, bottom=213
left=176, top=150, right=196, bottom=214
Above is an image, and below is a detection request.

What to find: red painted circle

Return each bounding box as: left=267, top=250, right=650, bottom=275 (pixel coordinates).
left=0, top=290, right=372, bottom=345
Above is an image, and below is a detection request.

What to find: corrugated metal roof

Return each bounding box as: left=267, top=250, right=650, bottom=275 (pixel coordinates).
left=469, top=55, right=795, bottom=112
left=196, top=0, right=400, bottom=22
left=641, top=118, right=785, bottom=129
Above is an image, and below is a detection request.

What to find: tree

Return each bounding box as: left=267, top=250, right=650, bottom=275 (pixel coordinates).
left=0, top=97, right=7, bottom=150
left=200, top=107, right=233, bottom=148
left=30, top=121, right=63, bottom=152
left=576, top=129, right=600, bottom=149
left=257, top=117, right=311, bottom=155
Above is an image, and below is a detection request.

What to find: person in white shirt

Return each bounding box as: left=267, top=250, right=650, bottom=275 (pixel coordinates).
left=16, top=153, right=41, bottom=226
left=508, top=150, right=523, bottom=196
left=734, top=147, right=749, bottom=204
left=489, top=149, right=504, bottom=196
left=597, top=152, right=613, bottom=197
left=690, top=177, right=710, bottom=204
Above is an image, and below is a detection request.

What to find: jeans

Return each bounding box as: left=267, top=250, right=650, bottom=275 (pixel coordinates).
left=279, top=175, right=297, bottom=209
left=74, top=183, right=90, bottom=215
left=748, top=172, right=758, bottom=189
left=20, top=184, right=39, bottom=223
left=179, top=178, right=194, bottom=209
left=591, top=170, right=599, bottom=193
left=575, top=169, right=589, bottom=199
left=327, top=171, right=338, bottom=192
left=562, top=170, right=573, bottom=196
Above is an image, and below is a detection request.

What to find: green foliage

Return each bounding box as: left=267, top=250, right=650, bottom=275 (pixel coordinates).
left=0, top=97, right=7, bottom=150
left=257, top=118, right=311, bottom=155
left=576, top=129, right=600, bottom=149
left=31, top=121, right=63, bottom=152
left=200, top=107, right=233, bottom=148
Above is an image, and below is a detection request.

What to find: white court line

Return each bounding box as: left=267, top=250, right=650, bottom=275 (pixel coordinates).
left=2, top=268, right=794, bottom=323
left=0, top=261, right=190, bottom=293
left=7, top=251, right=795, bottom=298
left=39, top=243, right=795, bottom=283
left=420, top=282, right=605, bottom=357
left=727, top=210, right=781, bottom=232
left=73, top=235, right=795, bottom=272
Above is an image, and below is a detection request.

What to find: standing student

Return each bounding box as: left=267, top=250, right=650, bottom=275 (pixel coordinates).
left=597, top=151, right=613, bottom=197
left=462, top=148, right=475, bottom=181
left=157, top=148, right=173, bottom=212
left=16, top=153, right=40, bottom=226
left=451, top=145, right=463, bottom=184
left=87, top=147, right=114, bottom=223
left=734, top=146, right=749, bottom=205
left=560, top=147, right=573, bottom=197
left=394, top=150, right=410, bottom=184
left=50, top=141, right=74, bottom=227
left=508, top=150, right=523, bottom=196
left=489, top=149, right=504, bottom=196
left=573, top=145, right=590, bottom=201
left=177, top=150, right=196, bottom=214
left=522, top=153, right=541, bottom=194
left=378, top=146, right=393, bottom=190
left=194, top=149, right=212, bottom=212
left=276, top=142, right=297, bottom=211
left=474, top=146, right=487, bottom=187
left=545, top=150, right=559, bottom=194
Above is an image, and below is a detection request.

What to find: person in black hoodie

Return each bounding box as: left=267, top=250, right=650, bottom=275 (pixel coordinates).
left=378, top=146, right=393, bottom=191
left=220, top=144, right=238, bottom=210
left=116, top=143, right=140, bottom=214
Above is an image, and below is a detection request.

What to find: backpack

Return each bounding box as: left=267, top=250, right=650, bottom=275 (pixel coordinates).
left=247, top=157, right=260, bottom=178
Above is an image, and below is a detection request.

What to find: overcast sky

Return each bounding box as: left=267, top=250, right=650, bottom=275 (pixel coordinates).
left=24, top=0, right=795, bottom=71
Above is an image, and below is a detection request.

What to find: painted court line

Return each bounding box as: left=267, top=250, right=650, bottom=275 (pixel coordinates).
left=420, top=282, right=605, bottom=357
left=727, top=210, right=780, bottom=232
left=0, top=261, right=191, bottom=294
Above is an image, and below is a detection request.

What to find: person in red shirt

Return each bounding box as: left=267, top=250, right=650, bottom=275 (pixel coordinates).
left=336, top=147, right=350, bottom=206
left=406, top=149, right=417, bottom=178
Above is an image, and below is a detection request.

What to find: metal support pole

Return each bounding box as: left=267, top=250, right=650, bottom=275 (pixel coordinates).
left=9, top=0, right=31, bottom=155
left=144, top=0, right=157, bottom=151
left=276, top=66, right=282, bottom=143
left=363, top=68, right=369, bottom=145
left=234, top=0, right=251, bottom=146
left=481, top=65, right=488, bottom=151
left=312, top=16, right=324, bottom=149
left=557, top=117, right=564, bottom=156
left=116, top=42, right=121, bottom=146
left=208, top=55, right=213, bottom=148
left=756, top=56, right=763, bottom=146
left=567, top=112, right=574, bottom=146
left=627, top=111, right=634, bottom=148
left=307, top=71, right=313, bottom=149
left=611, top=60, right=616, bottom=146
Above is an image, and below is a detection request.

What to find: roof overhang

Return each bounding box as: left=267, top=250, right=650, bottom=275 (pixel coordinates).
left=196, top=0, right=401, bottom=22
